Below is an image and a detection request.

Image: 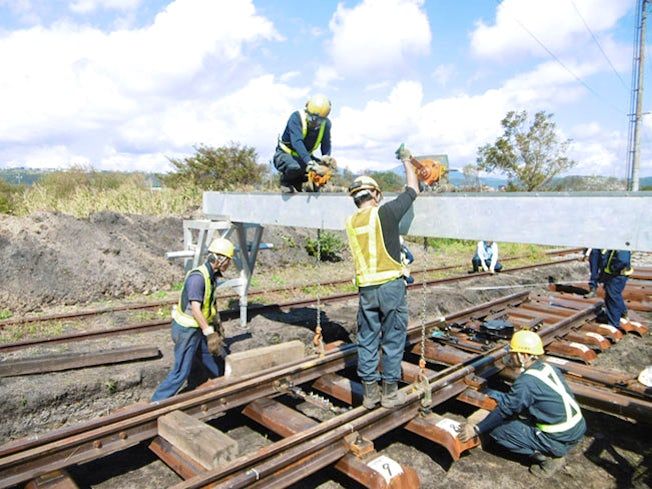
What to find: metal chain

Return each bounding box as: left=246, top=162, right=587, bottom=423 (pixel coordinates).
left=312, top=227, right=325, bottom=356
left=417, top=237, right=431, bottom=409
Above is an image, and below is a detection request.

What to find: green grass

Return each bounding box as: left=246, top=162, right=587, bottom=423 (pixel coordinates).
left=0, top=320, right=66, bottom=343
left=0, top=309, right=12, bottom=320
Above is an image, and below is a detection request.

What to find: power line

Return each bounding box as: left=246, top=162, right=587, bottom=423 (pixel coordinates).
left=496, top=0, right=626, bottom=116
left=569, top=0, right=629, bottom=90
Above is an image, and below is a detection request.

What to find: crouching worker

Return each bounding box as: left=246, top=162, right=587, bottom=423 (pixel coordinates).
left=151, top=238, right=234, bottom=402
left=472, top=240, right=502, bottom=273
left=458, top=330, right=585, bottom=478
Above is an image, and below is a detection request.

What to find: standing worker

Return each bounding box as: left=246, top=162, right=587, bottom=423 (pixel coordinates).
left=151, top=238, right=234, bottom=402
left=274, top=94, right=336, bottom=193
left=458, top=330, right=586, bottom=478
left=472, top=240, right=502, bottom=273
left=601, top=249, right=633, bottom=330
left=345, top=144, right=419, bottom=409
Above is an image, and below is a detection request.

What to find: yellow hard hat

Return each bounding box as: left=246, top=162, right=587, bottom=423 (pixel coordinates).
left=207, top=238, right=234, bottom=259
left=510, top=330, right=544, bottom=356
left=305, top=94, right=331, bottom=118
left=348, top=175, right=380, bottom=197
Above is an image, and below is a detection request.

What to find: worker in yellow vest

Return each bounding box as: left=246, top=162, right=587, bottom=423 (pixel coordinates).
left=274, top=94, right=334, bottom=193
left=151, top=238, right=234, bottom=402
left=345, top=144, right=419, bottom=409
left=458, top=330, right=586, bottom=478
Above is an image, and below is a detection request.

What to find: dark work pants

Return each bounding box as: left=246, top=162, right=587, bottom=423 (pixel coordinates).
left=151, top=321, right=221, bottom=402
left=273, top=148, right=307, bottom=190
left=603, top=274, right=628, bottom=328
left=472, top=256, right=503, bottom=272
left=357, top=278, right=408, bottom=383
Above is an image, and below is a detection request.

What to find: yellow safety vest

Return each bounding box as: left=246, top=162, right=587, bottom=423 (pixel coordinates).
left=604, top=250, right=633, bottom=276
left=524, top=363, right=583, bottom=434
left=345, top=207, right=403, bottom=287
left=278, top=111, right=326, bottom=157
left=171, top=265, right=216, bottom=328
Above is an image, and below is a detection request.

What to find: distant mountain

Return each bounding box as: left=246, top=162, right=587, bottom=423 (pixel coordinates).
left=390, top=164, right=506, bottom=189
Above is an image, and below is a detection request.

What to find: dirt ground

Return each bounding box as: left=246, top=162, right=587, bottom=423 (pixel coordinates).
left=0, top=212, right=650, bottom=489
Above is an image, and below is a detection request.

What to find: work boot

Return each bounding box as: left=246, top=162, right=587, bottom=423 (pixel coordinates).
left=381, top=381, right=406, bottom=409
left=362, top=381, right=381, bottom=409
left=529, top=455, right=565, bottom=478
left=585, top=287, right=597, bottom=298
left=280, top=184, right=296, bottom=194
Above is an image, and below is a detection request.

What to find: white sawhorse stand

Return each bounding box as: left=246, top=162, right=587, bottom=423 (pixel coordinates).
left=166, top=220, right=270, bottom=328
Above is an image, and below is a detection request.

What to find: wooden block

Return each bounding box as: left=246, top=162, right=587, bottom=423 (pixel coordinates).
left=158, top=410, right=238, bottom=469
left=224, top=340, right=305, bottom=378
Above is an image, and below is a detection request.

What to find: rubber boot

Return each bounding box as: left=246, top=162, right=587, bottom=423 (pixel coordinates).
left=381, top=381, right=406, bottom=409
left=529, top=455, right=565, bottom=478
left=362, top=381, right=380, bottom=409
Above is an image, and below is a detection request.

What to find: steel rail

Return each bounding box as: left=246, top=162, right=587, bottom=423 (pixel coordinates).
left=0, top=248, right=581, bottom=329
left=175, top=303, right=601, bottom=489
left=0, top=293, right=530, bottom=488
left=0, top=257, right=579, bottom=353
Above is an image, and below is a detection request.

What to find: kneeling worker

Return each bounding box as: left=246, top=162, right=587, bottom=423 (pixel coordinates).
left=472, top=240, right=502, bottom=273
left=151, top=238, right=234, bottom=402
left=274, top=94, right=335, bottom=193
left=458, top=330, right=586, bottom=477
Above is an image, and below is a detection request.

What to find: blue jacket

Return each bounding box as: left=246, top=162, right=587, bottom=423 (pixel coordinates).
left=279, top=111, right=331, bottom=165
left=601, top=250, right=631, bottom=275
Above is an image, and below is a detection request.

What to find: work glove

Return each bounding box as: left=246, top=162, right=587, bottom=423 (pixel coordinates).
left=320, top=155, right=338, bottom=170
left=489, top=267, right=495, bottom=274
left=395, top=143, right=412, bottom=161
left=482, top=264, right=489, bottom=272
left=203, top=326, right=223, bottom=355
left=457, top=423, right=480, bottom=443
left=307, top=162, right=330, bottom=176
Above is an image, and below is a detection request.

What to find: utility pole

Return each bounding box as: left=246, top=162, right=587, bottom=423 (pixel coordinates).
left=628, top=0, right=648, bottom=191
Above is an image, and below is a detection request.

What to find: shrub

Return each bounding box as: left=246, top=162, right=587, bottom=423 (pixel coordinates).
left=0, top=179, right=23, bottom=215
left=305, top=231, right=345, bottom=262
left=162, top=143, right=269, bottom=191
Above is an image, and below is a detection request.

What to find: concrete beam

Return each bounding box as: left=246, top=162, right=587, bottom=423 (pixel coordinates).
left=203, top=191, right=652, bottom=252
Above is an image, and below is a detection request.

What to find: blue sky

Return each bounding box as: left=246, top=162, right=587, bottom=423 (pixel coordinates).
left=0, top=0, right=648, bottom=179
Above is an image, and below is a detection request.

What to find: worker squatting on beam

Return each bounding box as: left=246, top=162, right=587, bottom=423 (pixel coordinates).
left=273, top=94, right=338, bottom=193
left=344, top=144, right=420, bottom=410
left=458, top=330, right=586, bottom=478
left=150, top=238, right=233, bottom=402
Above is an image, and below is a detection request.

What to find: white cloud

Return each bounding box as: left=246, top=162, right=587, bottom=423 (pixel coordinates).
left=432, top=64, right=455, bottom=87
left=334, top=56, right=630, bottom=175
left=69, top=0, right=142, bottom=14
left=471, top=0, right=630, bottom=60
left=0, top=0, right=285, bottom=169
left=320, top=0, right=431, bottom=85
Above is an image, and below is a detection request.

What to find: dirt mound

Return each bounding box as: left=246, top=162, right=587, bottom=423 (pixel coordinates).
left=0, top=212, right=185, bottom=311
left=0, top=211, right=343, bottom=313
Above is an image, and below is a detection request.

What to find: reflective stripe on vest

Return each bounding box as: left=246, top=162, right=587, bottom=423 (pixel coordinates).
left=171, top=265, right=216, bottom=328
left=524, top=363, right=583, bottom=434
left=604, top=250, right=633, bottom=276
left=345, top=207, right=403, bottom=287
left=278, top=111, right=326, bottom=156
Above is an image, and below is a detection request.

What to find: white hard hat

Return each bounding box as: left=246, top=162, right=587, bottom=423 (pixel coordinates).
left=638, top=366, right=652, bottom=387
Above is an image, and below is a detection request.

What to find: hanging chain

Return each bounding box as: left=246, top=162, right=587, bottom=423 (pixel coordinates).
left=417, top=237, right=431, bottom=409
left=312, top=227, right=325, bottom=356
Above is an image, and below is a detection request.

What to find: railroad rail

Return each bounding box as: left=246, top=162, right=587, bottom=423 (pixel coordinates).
left=0, top=290, right=649, bottom=489
left=0, top=247, right=583, bottom=329
left=0, top=256, right=584, bottom=354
